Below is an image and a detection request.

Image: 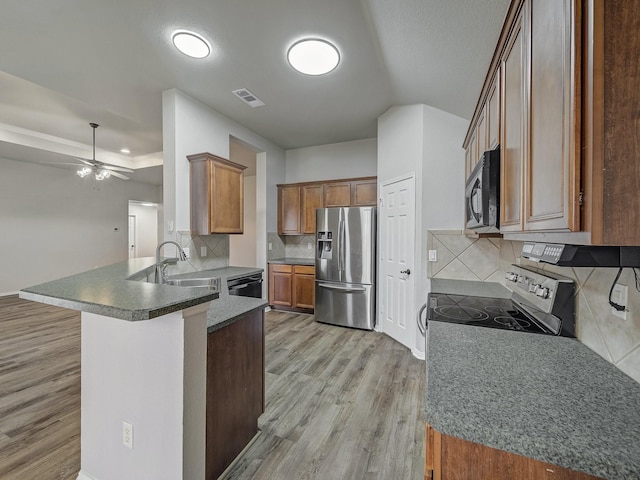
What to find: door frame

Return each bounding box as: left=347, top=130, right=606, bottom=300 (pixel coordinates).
left=377, top=173, right=419, bottom=357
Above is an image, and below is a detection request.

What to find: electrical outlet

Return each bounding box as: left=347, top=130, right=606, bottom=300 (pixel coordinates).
left=200, top=246, right=207, bottom=257
left=428, top=250, right=438, bottom=262
left=268, top=242, right=273, bottom=251
left=123, top=421, right=133, bottom=449
left=183, top=247, right=190, bottom=259
left=307, top=242, right=313, bottom=250
left=611, top=284, right=628, bottom=320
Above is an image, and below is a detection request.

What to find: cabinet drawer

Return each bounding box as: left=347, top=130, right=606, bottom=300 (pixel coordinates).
left=270, top=264, right=292, bottom=273
left=294, top=265, right=315, bottom=275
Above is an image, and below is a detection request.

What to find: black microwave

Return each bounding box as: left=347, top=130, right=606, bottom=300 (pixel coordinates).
left=465, top=148, right=500, bottom=232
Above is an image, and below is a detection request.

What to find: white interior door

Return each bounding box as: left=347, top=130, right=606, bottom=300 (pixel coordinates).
left=379, top=175, right=415, bottom=348
left=128, top=215, right=137, bottom=259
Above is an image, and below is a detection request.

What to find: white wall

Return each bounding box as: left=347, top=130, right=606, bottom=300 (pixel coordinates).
left=0, top=156, right=161, bottom=295
left=377, top=104, right=467, bottom=358
left=285, top=138, right=377, bottom=183
left=229, top=175, right=257, bottom=267
left=128, top=203, right=159, bottom=258
left=162, top=89, right=285, bottom=237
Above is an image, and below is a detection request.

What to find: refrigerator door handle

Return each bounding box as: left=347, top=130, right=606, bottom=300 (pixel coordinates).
left=317, top=283, right=366, bottom=292
left=338, top=219, right=345, bottom=276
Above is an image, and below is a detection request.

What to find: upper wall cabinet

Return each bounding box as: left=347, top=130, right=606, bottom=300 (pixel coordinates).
left=277, top=176, right=377, bottom=235
left=188, top=153, right=247, bottom=235
left=464, top=0, right=640, bottom=245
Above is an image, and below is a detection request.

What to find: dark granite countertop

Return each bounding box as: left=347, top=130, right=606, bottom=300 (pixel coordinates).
left=425, top=321, right=640, bottom=480
left=268, top=257, right=315, bottom=266
left=19, top=258, right=218, bottom=321
left=19, top=260, right=267, bottom=328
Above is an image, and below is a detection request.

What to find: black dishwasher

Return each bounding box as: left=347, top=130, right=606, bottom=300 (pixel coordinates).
left=227, top=273, right=263, bottom=298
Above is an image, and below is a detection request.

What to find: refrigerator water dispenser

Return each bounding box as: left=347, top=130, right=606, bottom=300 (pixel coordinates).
left=317, top=231, right=333, bottom=259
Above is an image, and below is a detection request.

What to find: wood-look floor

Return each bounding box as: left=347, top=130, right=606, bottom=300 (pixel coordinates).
left=0, top=295, right=81, bottom=480
left=0, top=297, right=425, bottom=480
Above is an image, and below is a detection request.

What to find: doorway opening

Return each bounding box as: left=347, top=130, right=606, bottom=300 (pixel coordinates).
left=128, top=201, right=159, bottom=258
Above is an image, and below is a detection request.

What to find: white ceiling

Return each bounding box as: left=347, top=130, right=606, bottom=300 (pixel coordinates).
left=0, top=0, right=510, bottom=184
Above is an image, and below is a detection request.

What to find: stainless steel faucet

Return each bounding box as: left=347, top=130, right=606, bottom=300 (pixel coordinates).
left=154, top=241, right=187, bottom=283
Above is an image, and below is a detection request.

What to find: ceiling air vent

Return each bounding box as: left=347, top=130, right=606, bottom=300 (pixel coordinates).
left=232, top=88, right=265, bottom=108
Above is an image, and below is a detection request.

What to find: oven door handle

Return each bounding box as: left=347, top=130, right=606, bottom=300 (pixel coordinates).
left=417, top=302, right=427, bottom=337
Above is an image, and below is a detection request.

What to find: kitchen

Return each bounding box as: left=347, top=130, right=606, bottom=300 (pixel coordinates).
left=1, top=0, right=640, bottom=479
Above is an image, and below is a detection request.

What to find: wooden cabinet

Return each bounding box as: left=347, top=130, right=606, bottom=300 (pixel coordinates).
left=293, top=265, right=315, bottom=309
left=278, top=185, right=301, bottom=235
left=268, top=264, right=293, bottom=307
left=425, top=424, right=604, bottom=480
left=352, top=178, right=377, bottom=206
left=324, top=181, right=352, bottom=207
left=487, top=71, right=501, bottom=149
left=206, top=310, right=264, bottom=480
left=188, top=153, right=247, bottom=235
left=300, top=184, right=324, bottom=234
left=500, top=7, right=526, bottom=232
left=268, top=263, right=315, bottom=312
left=524, top=0, right=580, bottom=232
left=277, top=176, right=377, bottom=235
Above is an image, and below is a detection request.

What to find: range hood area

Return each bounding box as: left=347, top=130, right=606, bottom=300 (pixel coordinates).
left=521, top=242, right=640, bottom=268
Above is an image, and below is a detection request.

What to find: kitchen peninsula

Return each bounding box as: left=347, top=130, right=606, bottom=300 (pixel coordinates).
left=19, top=258, right=267, bottom=480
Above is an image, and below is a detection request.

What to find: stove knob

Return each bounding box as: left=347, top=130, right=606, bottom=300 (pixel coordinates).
left=535, top=286, right=550, bottom=298
left=529, top=283, right=539, bottom=293
left=505, top=272, right=518, bottom=282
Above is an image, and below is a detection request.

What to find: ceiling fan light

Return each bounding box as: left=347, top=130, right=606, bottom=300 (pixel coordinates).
left=172, top=30, right=211, bottom=59
left=287, top=38, right=340, bottom=75
left=77, top=167, right=91, bottom=178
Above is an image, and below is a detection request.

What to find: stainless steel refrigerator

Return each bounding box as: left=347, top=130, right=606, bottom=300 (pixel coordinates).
left=315, top=207, right=376, bottom=330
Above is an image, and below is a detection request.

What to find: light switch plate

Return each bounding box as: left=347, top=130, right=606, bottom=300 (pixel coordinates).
left=200, top=246, right=207, bottom=257
left=428, top=250, right=437, bottom=262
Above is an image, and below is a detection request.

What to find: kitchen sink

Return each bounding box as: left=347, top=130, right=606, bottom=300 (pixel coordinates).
left=164, top=276, right=221, bottom=291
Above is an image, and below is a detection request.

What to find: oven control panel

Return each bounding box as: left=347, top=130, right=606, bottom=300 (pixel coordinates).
left=521, top=242, right=565, bottom=264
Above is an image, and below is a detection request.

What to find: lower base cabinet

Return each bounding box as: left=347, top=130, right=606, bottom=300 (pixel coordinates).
left=425, top=424, right=603, bottom=480
left=268, top=263, right=315, bottom=312
left=206, top=310, right=265, bottom=480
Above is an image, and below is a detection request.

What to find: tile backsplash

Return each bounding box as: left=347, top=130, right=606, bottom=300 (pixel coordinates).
left=427, top=230, right=640, bottom=383
left=167, top=231, right=230, bottom=273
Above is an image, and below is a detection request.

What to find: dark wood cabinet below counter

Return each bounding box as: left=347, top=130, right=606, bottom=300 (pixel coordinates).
left=206, top=309, right=264, bottom=480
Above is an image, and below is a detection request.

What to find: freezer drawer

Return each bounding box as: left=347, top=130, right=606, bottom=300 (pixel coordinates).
left=314, top=281, right=375, bottom=330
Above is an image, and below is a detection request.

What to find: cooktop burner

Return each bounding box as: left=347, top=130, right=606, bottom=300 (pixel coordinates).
left=427, top=293, right=549, bottom=334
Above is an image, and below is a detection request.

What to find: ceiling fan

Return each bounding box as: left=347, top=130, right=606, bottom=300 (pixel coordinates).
left=64, top=123, right=134, bottom=180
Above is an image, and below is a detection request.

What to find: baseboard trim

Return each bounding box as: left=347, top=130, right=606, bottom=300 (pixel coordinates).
left=76, top=471, right=97, bottom=480
left=412, top=347, right=426, bottom=361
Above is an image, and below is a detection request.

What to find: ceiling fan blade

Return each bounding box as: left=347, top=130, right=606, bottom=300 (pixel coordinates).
left=74, top=157, right=95, bottom=166
left=109, top=171, right=130, bottom=180
left=103, top=164, right=134, bottom=173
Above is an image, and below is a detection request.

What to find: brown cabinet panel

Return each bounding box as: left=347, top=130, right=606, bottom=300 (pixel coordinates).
left=524, top=0, right=580, bottom=232
left=268, top=264, right=293, bottom=307
left=476, top=106, right=488, bottom=158
left=278, top=185, right=301, bottom=235
left=487, top=71, right=501, bottom=149
left=324, top=181, right=352, bottom=207
left=352, top=179, right=377, bottom=206
left=301, top=184, right=324, bottom=234
left=293, top=271, right=315, bottom=309
left=469, top=129, right=478, bottom=172
left=426, top=424, right=604, bottom=480
left=500, top=9, right=526, bottom=232
left=188, top=153, right=246, bottom=235
left=206, top=310, right=264, bottom=480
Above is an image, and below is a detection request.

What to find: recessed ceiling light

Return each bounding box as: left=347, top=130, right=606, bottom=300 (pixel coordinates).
left=172, top=30, right=211, bottom=59
left=120, top=148, right=130, bottom=154
left=287, top=38, right=340, bottom=75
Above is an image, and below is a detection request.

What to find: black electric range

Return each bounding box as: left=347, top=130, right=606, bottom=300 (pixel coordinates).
left=426, top=265, right=576, bottom=337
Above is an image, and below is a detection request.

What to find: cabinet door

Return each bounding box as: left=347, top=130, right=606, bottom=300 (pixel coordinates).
left=301, top=184, right=324, bottom=234
left=524, top=0, right=580, bottom=231
left=293, top=265, right=315, bottom=309
left=469, top=129, right=478, bottom=172
left=268, top=264, right=293, bottom=307
left=211, top=162, right=244, bottom=233
left=476, top=106, right=488, bottom=158
left=500, top=8, right=526, bottom=232
left=324, top=181, right=352, bottom=207
left=352, top=179, right=377, bottom=206
left=465, top=145, right=472, bottom=180
left=278, top=186, right=301, bottom=235
left=487, top=71, right=500, bottom=149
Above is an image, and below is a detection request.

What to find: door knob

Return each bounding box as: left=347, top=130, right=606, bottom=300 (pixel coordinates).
left=400, top=269, right=411, bottom=275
